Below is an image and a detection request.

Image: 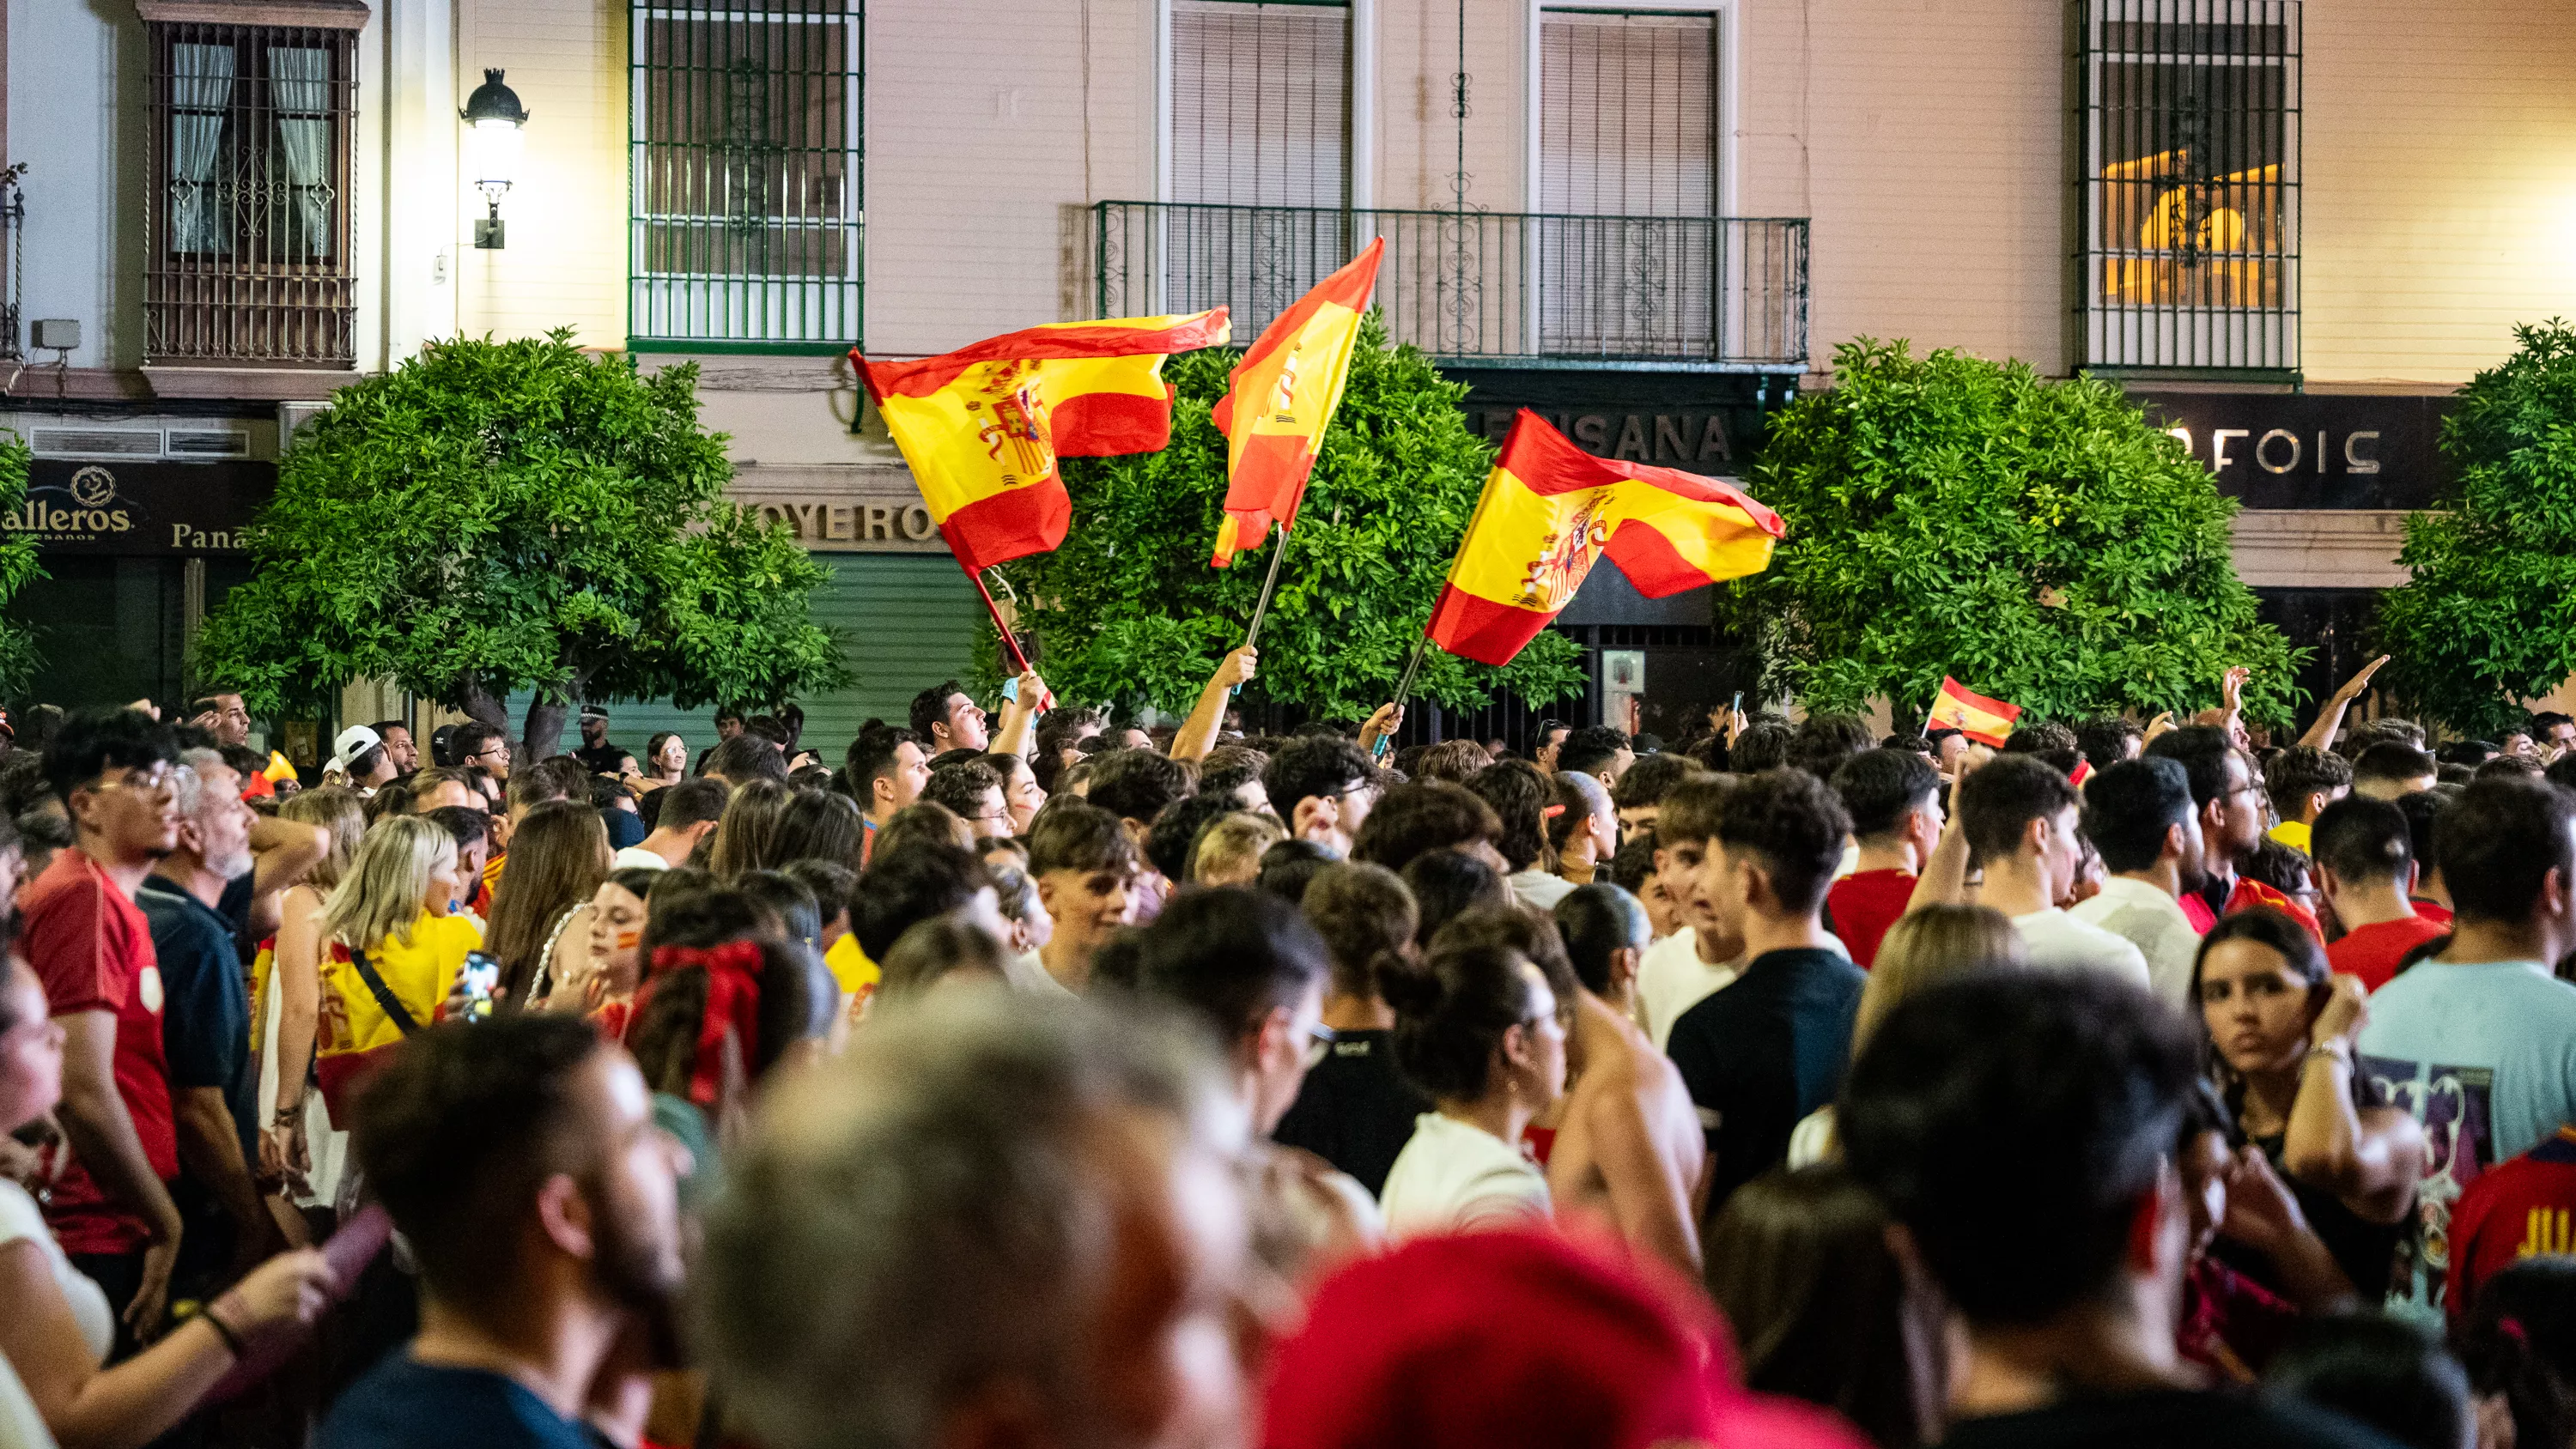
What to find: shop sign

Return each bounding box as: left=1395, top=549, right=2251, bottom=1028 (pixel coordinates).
left=2128, top=391, right=2452, bottom=512
left=5, top=460, right=272, bottom=554
left=726, top=468, right=948, bottom=553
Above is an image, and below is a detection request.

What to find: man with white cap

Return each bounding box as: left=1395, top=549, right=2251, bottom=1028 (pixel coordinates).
left=325, top=725, right=397, bottom=792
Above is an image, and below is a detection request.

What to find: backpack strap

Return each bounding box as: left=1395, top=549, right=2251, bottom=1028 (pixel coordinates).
left=344, top=944, right=422, bottom=1036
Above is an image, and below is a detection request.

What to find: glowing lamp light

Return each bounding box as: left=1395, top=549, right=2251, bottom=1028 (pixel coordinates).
left=461, top=69, right=529, bottom=250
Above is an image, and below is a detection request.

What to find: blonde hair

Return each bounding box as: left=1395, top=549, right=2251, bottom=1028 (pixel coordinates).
left=281, top=785, right=368, bottom=894
left=321, top=815, right=454, bottom=954
left=1190, top=811, right=1285, bottom=884
left=1852, top=903, right=2026, bottom=1057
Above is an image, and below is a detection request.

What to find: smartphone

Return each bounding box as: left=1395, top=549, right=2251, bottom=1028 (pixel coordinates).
left=459, top=950, right=501, bottom=1021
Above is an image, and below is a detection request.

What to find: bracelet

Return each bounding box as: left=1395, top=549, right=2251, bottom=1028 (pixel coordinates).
left=2305, top=1043, right=2352, bottom=1068
left=198, top=1302, right=246, bottom=1358
left=272, top=1105, right=302, bottom=1125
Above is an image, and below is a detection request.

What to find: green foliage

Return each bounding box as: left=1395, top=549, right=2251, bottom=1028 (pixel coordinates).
left=0, top=432, right=43, bottom=695
left=1722, top=339, right=2299, bottom=724
left=996, top=312, right=1586, bottom=718
left=2380, top=320, right=2576, bottom=737
left=197, top=331, right=849, bottom=753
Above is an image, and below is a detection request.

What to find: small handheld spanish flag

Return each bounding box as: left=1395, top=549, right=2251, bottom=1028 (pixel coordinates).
left=1423, top=410, right=1785, bottom=666
left=1209, top=239, right=1382, bottom=567
left=1928, top=676, right=2022, bottom=748
left=855, top=311, right=1230, bottom=573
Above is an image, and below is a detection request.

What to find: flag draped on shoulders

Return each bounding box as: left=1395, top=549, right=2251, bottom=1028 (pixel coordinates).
left=1927, top=676, right=2022, bottom=748
left=854, top=310, right=1230, bottom=573
left=1425, top=409, right=1785, bottom=666
left=1209, top=239, right=1383, bottom=567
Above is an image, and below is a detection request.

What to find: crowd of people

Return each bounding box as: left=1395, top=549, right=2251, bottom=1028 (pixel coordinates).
left=9, top=646, right=2576, bottom=1449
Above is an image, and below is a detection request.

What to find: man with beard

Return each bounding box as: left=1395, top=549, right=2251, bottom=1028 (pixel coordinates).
left=138, top=751, right=280, bottom=1305
left=2070, top=757, right=2209, bottom=1008
left=319, top=1016, right=688, bottom=1449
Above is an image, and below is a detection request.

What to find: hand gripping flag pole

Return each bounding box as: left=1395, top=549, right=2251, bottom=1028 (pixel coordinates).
left=1371, top=634, right=1434, bottom=761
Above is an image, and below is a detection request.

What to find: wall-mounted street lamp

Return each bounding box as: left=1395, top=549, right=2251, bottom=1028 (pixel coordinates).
left=462, top=69, right=529, bottom=250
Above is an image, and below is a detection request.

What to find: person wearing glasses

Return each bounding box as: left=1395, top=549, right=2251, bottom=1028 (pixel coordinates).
left=921, top=759, right=1012, bottom=842
left=1377, top=924, right=1570, bottom=1241
left=449, top=720, right=512, bottom=785
left=1127, top=885, right=1380, bottom=1279
left=21, top=707, right=191, bottom=1350
left=2147, top=725, right=2272, bottom=929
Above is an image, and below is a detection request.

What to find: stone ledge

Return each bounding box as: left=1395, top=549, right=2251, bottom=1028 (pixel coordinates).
left=2228, top=508, right=2414, bottom=590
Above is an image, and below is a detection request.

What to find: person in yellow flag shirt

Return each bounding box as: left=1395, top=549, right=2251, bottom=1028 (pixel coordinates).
left=312, top=817, right=483, bottom=1131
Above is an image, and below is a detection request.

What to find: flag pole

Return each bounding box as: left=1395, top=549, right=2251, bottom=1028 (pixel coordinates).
left=1242, top=523, right=1291, bottom=650
left=1372, top=634, right=1434, bottom=761
left=970, top=567, right=1033, bottom=676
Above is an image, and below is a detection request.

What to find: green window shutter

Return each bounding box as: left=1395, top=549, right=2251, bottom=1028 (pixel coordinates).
left=504, top=553, right=984, bottom=763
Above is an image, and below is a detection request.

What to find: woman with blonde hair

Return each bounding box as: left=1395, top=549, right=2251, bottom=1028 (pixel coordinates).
left=483, top=798, right=611, bottom=1009
left=1786, top=903, right=2026, bottom=1168
left=306, top=817, right=483, bottom=1187
left=258, top=786, right=368, bottom=1206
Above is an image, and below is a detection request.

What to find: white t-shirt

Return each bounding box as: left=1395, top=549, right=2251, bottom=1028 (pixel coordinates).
left=1378, top=1113, right=1550, bottom=1240
left=2012, top=908, right=2153, bottom=990
left=610, top=846, right=670, bottom=872
left=0, top=1179, right=112, bottom=1361
left=1636, top=927, right=1739, bottom=1050
left=2069, top=876, right=2202, bottom=1006
left=1507, top=870, right=1574, bottom=912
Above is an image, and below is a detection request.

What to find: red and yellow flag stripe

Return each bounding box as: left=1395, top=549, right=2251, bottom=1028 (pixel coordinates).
left=1425, top=409, right=1784, bottom=666
left=854, top=310, right=1230, bottom=573
left=1209, top=239, right=1383, bottom=567
left=1927, top=676, right=2022, bottom=748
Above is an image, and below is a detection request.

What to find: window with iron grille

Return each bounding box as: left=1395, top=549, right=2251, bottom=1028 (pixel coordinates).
left=629, top=0, right=863, bottom=352
left=1537, top=9, right=1721, bottom=357
left=1170, top=0, right=1349, bottom=209
left=142, top=9, right=360, bottom=367
left=2080, top=0, right=2300, bottom=373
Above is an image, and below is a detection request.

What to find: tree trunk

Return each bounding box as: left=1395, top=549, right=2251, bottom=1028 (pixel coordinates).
left=454, top=677, right=509, bottom=731
left=521, top=696, right=570, bottom=764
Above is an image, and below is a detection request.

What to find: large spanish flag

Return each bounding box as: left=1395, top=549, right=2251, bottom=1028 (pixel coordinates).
left=1209, top=239, right=1383, bottom=567
left=1425, top=410, right=1785, bottom=666
left=1927, top=676, right=2022, bottom=748
left=855, top=310, right=1230, bottom=573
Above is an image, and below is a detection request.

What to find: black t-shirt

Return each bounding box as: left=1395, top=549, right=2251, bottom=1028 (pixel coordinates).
left=1665, top=946, right=1865, bottom=1210
left=1271, top=1029, right=1432, bottom=1198
left=574, top=742, right=629, bottom=775
left=137, top=876, right=257, bottom=1169
left=1938, top=1386, right=2406, bottom=1449
left=2249, top=1128, right=2405, bottom=1301
left=318, top=1354, right=599, bottom=1449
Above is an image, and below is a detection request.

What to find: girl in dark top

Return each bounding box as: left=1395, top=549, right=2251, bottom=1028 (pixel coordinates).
left=2193, top=907, right=2426, bottom=1299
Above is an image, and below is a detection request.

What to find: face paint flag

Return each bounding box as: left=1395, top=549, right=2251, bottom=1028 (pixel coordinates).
left=855, top=311, right=1230, bottom=573
left=1929, top=676, right=2023, bottom=748
left=1424, top=409, right=1785, bottom=667
left=1208, top=239, right=1383, bottom=567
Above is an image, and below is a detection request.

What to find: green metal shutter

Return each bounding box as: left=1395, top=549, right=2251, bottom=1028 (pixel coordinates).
left=504, top=553, right=984, bottom=764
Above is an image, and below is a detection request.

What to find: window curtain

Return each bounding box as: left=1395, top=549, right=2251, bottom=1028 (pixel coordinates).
left=170, top=42, right=235, bottom=254
left=268, top=47, right=331, bottom=257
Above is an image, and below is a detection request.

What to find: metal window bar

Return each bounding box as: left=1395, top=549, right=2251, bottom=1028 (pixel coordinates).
left=0, top=167, right=21, bottom=363
left=629, top=0, right=864, bottom=351
left=2079, top=0, right=2300, bottom=373
left=1094, top=201, right=1806, bottom=368
left=143, top=22, right=358, bottom=366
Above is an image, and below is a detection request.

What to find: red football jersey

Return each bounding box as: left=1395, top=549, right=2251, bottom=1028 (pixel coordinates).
left=2446, top=1125, right=2576, bottom=1320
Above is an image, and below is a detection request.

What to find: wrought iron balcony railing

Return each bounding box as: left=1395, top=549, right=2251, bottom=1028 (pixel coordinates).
left=1093, top=201, right=1807, bottom=370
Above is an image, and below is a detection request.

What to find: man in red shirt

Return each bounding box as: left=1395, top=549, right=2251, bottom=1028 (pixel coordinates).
left=2445, top=1125, right=2576, bottom=1321
left=2314, top=796, right=2448, bottom=992
left=1824, top=748, right=1941, bottom=967
left=26, top=706, right=185, bottom=1353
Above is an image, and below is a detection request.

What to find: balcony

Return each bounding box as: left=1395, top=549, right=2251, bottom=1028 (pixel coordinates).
left=1092, top=202, right=1807, bottom=372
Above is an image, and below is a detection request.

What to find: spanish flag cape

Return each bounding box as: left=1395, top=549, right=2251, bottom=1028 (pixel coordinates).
left=1209, top=239, right=1382, bottom=567
left=855, top=312, right=1230, bottom=573
left=1425, top=410, right=1784, bottom=666
left=312, top=912, right=483, bottom=1127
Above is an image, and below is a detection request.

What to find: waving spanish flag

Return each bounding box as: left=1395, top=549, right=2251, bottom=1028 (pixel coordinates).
left=855, top=310, right=1230, bottom=573
left=1425, top=410, right=1785, bottom=666
left=1927, top=676, right=2022, bottom=748
left=1210, top=239, right=1383, bottom=567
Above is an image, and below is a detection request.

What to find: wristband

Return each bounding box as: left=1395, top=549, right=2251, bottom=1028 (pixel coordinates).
left=198, top=1302, right=246, bottom=1357
left=2305, top=1043, right=2352, bottom=1068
